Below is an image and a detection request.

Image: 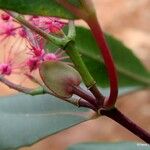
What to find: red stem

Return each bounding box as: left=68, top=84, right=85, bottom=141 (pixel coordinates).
left=0, top=76, right=31, bottom=94
left=78, top=99, right=97, bottom=111
left=72, top=86, right=97, bottom=108
left=86, top=17, right=118, bottom=108
left=100, top=108, right=150, bottom=143
left=58, top=0, right=118, bottom=108
left=89, top=84, right=105, bottom=107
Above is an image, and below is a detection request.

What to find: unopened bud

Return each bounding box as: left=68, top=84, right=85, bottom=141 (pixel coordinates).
left=39, top=61, right=81, bottom=98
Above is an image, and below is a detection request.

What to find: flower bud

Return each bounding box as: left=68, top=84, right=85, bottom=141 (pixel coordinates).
left=39, top=61, right=81, bottom=98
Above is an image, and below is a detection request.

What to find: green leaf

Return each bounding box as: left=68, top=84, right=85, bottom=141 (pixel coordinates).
left=100, top=86, right=141, bottom=97
left=74, top=26, right=150, bottom=87
left=0, top=94, right=90, bottom=150
left=0, top=0, right=81, bottom=19
left=68, top=142, right=150, bottom=150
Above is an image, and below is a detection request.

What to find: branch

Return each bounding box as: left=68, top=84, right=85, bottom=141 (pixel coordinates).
left=72, top=86, right=97, bottom=108
left=57, top=1, right=114, bottom=108
left=86, top=17, right=118, bottom=109
left=78, top=98, right=97, bottom=111
left=0, top=75, right=32, bottom=94
left=0, top=75, right=95, bottom=110
left=63, top=22, right=104, bottom=107
left=6, top=11, right=70, bottom=47
left=100, top=107, right=150, bottom=143
left=6, top=10, right=106, bottom=108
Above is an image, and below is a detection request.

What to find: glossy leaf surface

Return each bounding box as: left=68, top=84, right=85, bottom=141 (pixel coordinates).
left=74, top=26, right=150, bottom=87
left=0, top=0, right=81, bottom=19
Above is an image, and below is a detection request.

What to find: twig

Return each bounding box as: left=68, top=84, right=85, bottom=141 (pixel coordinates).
left=86, top=17, right=118, bottom=109
left=6, top=11, right=69, bottom=47
left=65, top=21, right=104, bottom=106
left=100, top=107, right=150, bottom=143
left=0, top=75, right=32, bottom=94
left=72, top=86, right=97, bottom=107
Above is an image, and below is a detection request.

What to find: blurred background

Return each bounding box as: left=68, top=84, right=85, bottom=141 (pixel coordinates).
left=0, top=0, right=149, bottom=150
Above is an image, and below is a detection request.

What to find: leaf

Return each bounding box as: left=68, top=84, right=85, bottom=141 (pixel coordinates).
left=100, top=86, right=141, bottom=97
left=0, top=0, right=81, bottom=19
left=67, top=142, right=150, bottom=150
left=74, top=26, right=150, bottom=87
left=0, top=94, right=90, bottom=150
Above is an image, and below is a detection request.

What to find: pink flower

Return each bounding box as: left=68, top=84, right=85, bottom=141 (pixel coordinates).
left=0, top=40, right=27, bottom=76
left=18, top=28, right=27, bottom=38
left=43, top=53, right=58, bottom=61
left=0, top=21, right=16, bottom=37
left=25, top=48, right=70, bottom=72
left=0, top=63, right=12, bottom=75
left=26, top=57, right=40, bottom=72
left=0, top=12, right=69, bottom=75
left=29, top=16, right=66, bottom=34
left=1, top=13, right=10, bottom=21
left=0, top=57, right=22, bottom=76
left=43, top=49, right=70, bottom=62
left=0, top=12, right=24, bottom=41
left=46, top=18, right=65, bottom=33
left=29, top=46, right=45, bottom=58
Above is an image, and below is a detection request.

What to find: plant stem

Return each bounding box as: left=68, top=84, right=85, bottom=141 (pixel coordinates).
left=72, top=86, right=97, bottom=107
left=7, top=11, right=69, bottom=47
left=9, top=11, right=104, bottom=106
left=65, top=21, right=95, bottom=88
left=30, top=86, right=48, bottom=95
left=86, top=16, right=118, bottom=108
left=66, top=21, right=104, bottom=106
left=89, top=84, right=105, bottom=107
left=0, top=75, right=50, bottom=96
left=67, top=20, right=76, bottom=40
left=58, top=1, right=118, bottom=108
left=78, top=99, right=97, bottom=111
left=65, top=42, right=104, bottom=106
left=0, top=75, right=32, bottom=94
left=100, top=107, right=150, bottom=143
left=0, top=76, right=92, bottom=108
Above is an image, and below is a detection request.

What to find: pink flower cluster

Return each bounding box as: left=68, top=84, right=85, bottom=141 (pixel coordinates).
left=29, top=16, right=66, bottom=34
left=0, top=13, right=16, bottom=39
left=0, top=12, right=68, bottom=76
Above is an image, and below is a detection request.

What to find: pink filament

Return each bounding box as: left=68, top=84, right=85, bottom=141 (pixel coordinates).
left=43, top=53, right=57, bottom=61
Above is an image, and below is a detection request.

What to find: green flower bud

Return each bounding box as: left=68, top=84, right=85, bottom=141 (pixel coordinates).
left=39, top=61, right=81, bottom=98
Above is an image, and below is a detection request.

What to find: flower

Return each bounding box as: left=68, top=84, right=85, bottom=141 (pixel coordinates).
left=29, top=16, right=66, bottom=34
left=0, top=53, right=23, bottom=76
left=0, top=12, right=69, bottom=75
left=1, top=13, right=10, bottom=21
left=0, top=63, right=12, bottom=75
left=0, top=21, right=16, bottom=37
left=0, top=39, right=27, bottom=76
left=26, top=57, right=40, bottom=72
left=43, top=53, right=57, bottom=61
left=29, top=45, right=45, bottom=58
left=18, top=28, right=27, bottom=38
